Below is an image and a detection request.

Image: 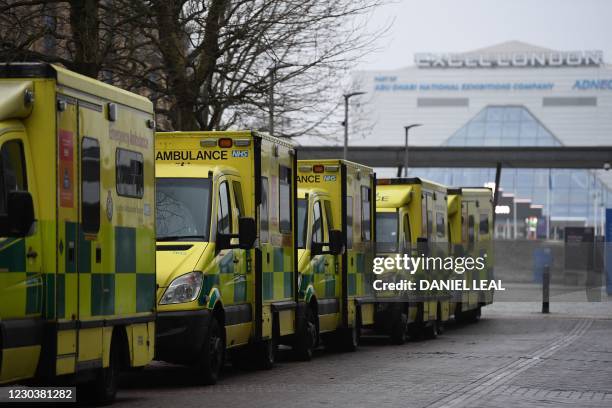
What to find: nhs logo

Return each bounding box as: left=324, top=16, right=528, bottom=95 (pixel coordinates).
left=232, top=150, right=248, bottom=158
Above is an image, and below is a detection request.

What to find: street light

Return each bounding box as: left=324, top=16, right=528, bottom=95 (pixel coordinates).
left=343, top=91, right=366, bottom=160
left=268, top=62, right=293, bottom=136
left=403, top=124, right=422, bottom=177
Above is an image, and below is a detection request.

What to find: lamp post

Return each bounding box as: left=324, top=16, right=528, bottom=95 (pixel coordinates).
left=403, top=124, right=422, bottom=177
left=343, top=91, right=365, bottom=160
left=268, top=62, right=292, bottom=136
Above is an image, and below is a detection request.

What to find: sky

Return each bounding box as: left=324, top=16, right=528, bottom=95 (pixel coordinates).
left=357, top=0, right=612, bottom=71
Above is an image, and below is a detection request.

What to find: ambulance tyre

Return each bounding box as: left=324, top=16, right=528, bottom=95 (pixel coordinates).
left=339, top=313, right=360, bottom=352
left=423, top=320, right=439, bottom=340
left=295, top=306, right=317, bottom=361
left=89, top=331, right=123, bottom=405
left=256, top=336, right=277, bottom=370
left=390, top=313, right=408, bottom=345
left=194, top=317, right=224, bottom=385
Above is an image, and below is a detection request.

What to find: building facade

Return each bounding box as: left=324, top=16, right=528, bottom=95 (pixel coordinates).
left=346, top=42, right=612, bottom=239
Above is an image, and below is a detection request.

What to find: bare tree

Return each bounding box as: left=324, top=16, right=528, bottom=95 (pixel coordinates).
left=0, top=0, right=386, bottom=138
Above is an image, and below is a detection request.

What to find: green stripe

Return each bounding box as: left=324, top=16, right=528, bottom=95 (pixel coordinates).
left=115, top=226, right=136, bottom=273
left=348, top=273, right=356, bottom=296
left=56, top=274, right=65, bottom=318
left=0, top=238, right=25, bottom=271
left=91, top=273, right=115, bottom=316
left=263, top=272, right=273, bottom=300
left=136, top=273, right=156, bottom=312
left=273, top=247, right=284, bottom=272
left=325, top=276, right=335, bottom=298
left=44, top=274, right=56, bottom=319
left=283, top=271, right=292, bottom=298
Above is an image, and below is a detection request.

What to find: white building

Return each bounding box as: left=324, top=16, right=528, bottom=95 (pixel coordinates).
left=299, top=41, right=612, bottom=238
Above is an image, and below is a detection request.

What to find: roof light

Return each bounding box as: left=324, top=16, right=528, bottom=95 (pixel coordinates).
left=377, top=179, right=391, bottom=185
left=200, top=139, right=217, bottom=148
left=299, top=165, right=313, bottom=172
left=107, top=103, right=117, bottom=122
left=325, top=165, right=339, bottom=172
left=218, top=138, right=233, bottom=148
left=313, top=165, right=324, bottom=173
left=234, top=139, right=251, bottom=147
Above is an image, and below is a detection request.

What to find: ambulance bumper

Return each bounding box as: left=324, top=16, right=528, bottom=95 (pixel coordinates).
left=155, top=309, right=211, bottom=364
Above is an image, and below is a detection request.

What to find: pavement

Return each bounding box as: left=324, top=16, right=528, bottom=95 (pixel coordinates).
left=107, top=294, right=612, bottom=408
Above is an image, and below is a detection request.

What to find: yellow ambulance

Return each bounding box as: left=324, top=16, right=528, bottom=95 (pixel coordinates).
left=0, top=63, right=156, bottom=402
left=447, top=187, right=494, bottom=321
left=375, top=178, right=451, bottom=341
left=296, top=160, right=376, bottom=354
left=155, top=131, right=306, bottom=383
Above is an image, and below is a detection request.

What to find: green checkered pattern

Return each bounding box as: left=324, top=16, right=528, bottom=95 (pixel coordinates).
left=263, top=246, right=293, bottom=301
left=50, top=222, right=156, bottom=319
left=299, top=254, right=337, bottom=300
left=0, top=238, right=42, bottom=318
left=200, top=250, right=250, bottom=305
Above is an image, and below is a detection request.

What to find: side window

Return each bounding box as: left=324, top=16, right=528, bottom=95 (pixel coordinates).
left=479, top=213, right=489, bottom=235
left=436, top=212, right=445, bottom=238
left=260, top=177, right=269, bottom=243
left=361, top=186, right=371, bottom=241
left=324, top=200, right=333, bottom=236
left=402, top=214, right=411, bottom=245
left=427, top=210, right=433, bottom=240
left=0, top=140, right=27, bottom=214
left=217, top=181, right=232, bottom=235
left=82, top=137, right=100, bottom=234
left=279, top=166, right=291, bottom=234
left=312, top=201, right=323, bottom=244
left=346, top=196, right=353, bottom=249
left=232, top=180, right=244, bottom=219
left=116, top=148, right=144, bottom=198
left=468, top=215, right=475, bottom=244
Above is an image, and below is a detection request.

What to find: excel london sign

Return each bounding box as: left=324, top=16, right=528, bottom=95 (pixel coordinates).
left=415, top=50, right=604, bottom=68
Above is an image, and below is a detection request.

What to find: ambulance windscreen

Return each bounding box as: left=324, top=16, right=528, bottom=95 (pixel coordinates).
left=376, top=212, right=398, bottom=253
left=156, top=178, right=212, bottom=241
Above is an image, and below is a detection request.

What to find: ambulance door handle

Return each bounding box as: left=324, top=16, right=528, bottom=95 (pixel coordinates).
left=26, top=249, right=38, bottom=259
left=324, top=261, right=329, bottom=267
left=233, top=257, right=239, bottom=264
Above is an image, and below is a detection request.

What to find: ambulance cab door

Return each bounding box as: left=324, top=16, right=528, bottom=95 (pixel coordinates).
left=322, top=199, right=337, bottom=299
left=76, top=102, right=106, bottom=367
left=229, top=178, right=248, bottom=305
left=310, top=199, right=326, bottom=296
left=0, top=131, right=44, bottom=381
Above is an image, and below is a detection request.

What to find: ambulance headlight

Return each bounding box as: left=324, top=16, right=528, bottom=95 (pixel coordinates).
left=160, top=272, right=203, bottom=304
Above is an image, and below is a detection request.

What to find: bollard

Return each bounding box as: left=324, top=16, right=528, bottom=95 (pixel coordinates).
left=542, top=265, right=550, bottom=314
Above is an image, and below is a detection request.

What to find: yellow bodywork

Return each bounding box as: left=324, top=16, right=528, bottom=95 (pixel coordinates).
left=447, top=187, right=495, bottom=312
left=376, top=178, right=451, bottom=324
left=0, top=64, right=156, bottom=384
left=297, top=159, right=375, bottom=331
left=155, top=131, right=298, bottom=362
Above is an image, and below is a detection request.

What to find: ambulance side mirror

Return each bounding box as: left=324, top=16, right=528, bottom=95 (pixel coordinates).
left=238, top=217, right=256, bottom=249
left=328, top=229, right=344, bottom=255
left=312, top=229, right=344, bottom=256
left=0, top=191, right=35, bottom=237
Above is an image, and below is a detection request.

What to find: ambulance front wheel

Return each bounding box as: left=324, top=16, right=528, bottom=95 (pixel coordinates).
left=87, top=333, right=122, bottom=404
left=294, top=306, right=317, bottom=361
left=390, top=313, right=408, bottom=345
left=194, top=317, right=225, bottom=385
left=256, top=336, right=278, bottom=370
